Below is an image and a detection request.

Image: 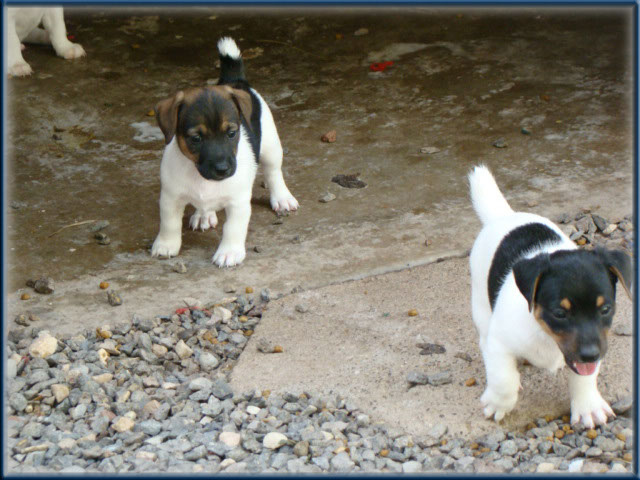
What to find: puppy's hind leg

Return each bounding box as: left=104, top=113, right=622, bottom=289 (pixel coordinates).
left=41, top=7, right=85, bottom=60
left=259, top=106, right=299, bottom=214
left=480, top=336, right=520, bottom=422
left=568, top=365, right=614, bottom=428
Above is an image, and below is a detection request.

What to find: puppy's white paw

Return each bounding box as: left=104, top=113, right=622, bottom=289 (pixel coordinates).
left=481, top=387, right=518, bottom=422
left=9, top=61, right=33, bottom=77
left=270, top=192, right=299, bottom=214
left=151, top=236, right=181, bottom=258
left=59, top=42, right=86, bottom=60
left=190, top=211, right=218, bottom=231
left=570, top=392, right=615, bottom=428
left=212, top=245, right=246, bottom=268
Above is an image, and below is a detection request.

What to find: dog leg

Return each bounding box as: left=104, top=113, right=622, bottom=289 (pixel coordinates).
left=41, top=7, right=86, bottom=60
left=151, top=192, right=185, bottom=258
left=480, top=339, right=520, bottom=422
left=190, top=210, right=218, bottom=231
left=568, top=365, right=614, bottom=428
left=259, top=108, right=299, bottom=214
left=212, top=202, right=250, bottom=267
left=7, top=19, right=32, bottom=76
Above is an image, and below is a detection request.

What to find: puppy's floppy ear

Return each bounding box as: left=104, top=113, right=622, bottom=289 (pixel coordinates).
left=595, top=247, right=633, bottom=300
left=513, top=254, right=550, bottom=311
left=228, top=88, right=253, bottom=128
left=155, top=91, right=185, bottom=144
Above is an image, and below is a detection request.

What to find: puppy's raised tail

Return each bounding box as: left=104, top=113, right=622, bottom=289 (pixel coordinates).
left=468, top=165, right=513, bottom=225
left=217, top=37, right=246, bottom=85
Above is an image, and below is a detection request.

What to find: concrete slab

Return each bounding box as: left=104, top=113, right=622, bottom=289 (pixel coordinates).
left=230, top=257, right=634, bottom=439
left=5, top=7, right=633, bottom=338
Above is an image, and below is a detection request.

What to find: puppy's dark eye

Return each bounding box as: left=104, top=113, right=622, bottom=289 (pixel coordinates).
left=227, top=129, right=237, bottom=139
left=552, top=309, right=567, bottom=320
left=190, top=134, right=202, bottom=144
left=600, top=305, right=612, bottom=316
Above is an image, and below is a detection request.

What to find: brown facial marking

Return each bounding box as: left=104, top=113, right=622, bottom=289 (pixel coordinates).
left=560, top=298, right=572, bottom=310
left=610, top=266, right=632, bottom=300
left=596, top=295, right=605, bottom=307
left=155, top=90, right=185, bottom=144
left=533, top=304, right=577, bottom=355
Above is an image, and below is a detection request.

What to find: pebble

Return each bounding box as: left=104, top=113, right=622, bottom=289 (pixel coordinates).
left=219, top=431, right=241, bottom=448
left=112, top=417, right=135, bottom=433
left=30, top=277, right=55, bottom=294
left=420, top=146, right=440, bottom=154
left=107, top=291, right=122, bottom=306
left=611, top=395, right=633, bottom=415
left=492, top=138, right=507, bottom=148
left=295, top=304, right=309, bottom=313
left=174, top=340, right=193, bottom=359
left=263, top=432, right=288, bottom=450
left=172, top=261, right=187, bottom=274
left=321, top=130, right=337, bottom=143
left=28, top=332, right=58, bottom=358
left=354, top=27, right=369, bottom=36
left=319, top=192, right=336, bottom=203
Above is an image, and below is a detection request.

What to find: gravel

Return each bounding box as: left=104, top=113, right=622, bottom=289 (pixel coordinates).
left=6, top=291, right=634, bottom=474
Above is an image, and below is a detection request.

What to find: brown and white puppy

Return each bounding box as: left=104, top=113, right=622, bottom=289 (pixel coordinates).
left=151, top=37, right=298, bottom=267
left=7, top=7, right=85, bottom=77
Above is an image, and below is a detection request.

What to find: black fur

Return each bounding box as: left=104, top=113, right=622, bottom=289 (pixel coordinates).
left=217, top=51, right=262, bottom=160
left=488, top=223, right=561, bottom=309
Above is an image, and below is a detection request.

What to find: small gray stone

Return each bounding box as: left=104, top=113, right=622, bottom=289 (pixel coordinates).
left=295, top=304, right=309, bottom=313
left=107, top=291, right=122, bottom=306
left=172, top=261, right=187, bottom=274
left=32, top=277, right=55, bottom=294
left=211, top=379, right=233, bottom=400
left=293, top=441, right=309, bottom=457
left=319, top=192, right=336, bottom=203
left=199, top=352, right=220, bottom=372
left=189, top=377, right=213, bottom=391
left=492, top=138, right=507, bottom=148
left=331, top=452, right=355, bottom=472
left=611, top=395, right=633, bottom=415
left=428, top=371, right=453, bottom=386
left=402, top=460, right=422, bottom=473
left=407, top=371, right=429, bottom=386
left=500, top=439, right=518, bottom=456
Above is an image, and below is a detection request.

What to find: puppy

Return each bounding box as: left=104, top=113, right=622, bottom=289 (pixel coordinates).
left=151, top=37, right=299, bottom=267
left=468, top=165, right=632, bottom=428
left=7, top=7, right=86, bottom=77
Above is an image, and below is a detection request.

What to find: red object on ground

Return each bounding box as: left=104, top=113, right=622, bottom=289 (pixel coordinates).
left=175, top=306, right=212, bottom=316
left=67, top=34, right=75, bottom=41
left=369, top=61, right=394, bottom=72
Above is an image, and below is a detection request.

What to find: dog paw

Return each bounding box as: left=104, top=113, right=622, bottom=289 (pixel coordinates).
left=9, top=61, right=33, bottom=77
left=481, top=387, right=518, bottom=422
left=151, top=236, right=181, bottom=258
left=212, top=245, right=246, bottom=268
left=190, top=211, right=218, bottom=231
left=270, top=192, right=299, bottom=214
left=570, top=392, right=615, bottom=428
left=59, top=43, right=86, bottom=60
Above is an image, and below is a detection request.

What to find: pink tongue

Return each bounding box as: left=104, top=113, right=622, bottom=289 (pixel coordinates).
left=574, top=362, right=598, bottom=376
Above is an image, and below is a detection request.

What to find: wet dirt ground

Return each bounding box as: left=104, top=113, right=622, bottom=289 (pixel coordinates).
left=4, top=7, right=635, bottom=432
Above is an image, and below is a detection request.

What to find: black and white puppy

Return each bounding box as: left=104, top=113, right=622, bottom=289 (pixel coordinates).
left=151, top=37, right=299, bottom=267
left=7, top=7, right=86, bottom=77
left=468, top=165, right=632, bottom=428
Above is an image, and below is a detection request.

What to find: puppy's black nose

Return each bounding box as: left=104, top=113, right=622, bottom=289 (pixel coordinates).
left=578, top=344, right=600, bottom=363
left=214, top=162, right=232, bottom=176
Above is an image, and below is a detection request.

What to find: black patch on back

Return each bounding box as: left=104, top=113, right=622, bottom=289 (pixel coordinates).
left=488, top=223, right=562, bottom=309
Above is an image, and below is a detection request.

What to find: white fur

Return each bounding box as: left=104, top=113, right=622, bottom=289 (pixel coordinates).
left=217, top=37, right=241, bottom=59
left=7, top=7, right=86, bottom=77
left=151, top=88, right=298, bottom=268
left=468, top=165, right=613, bottom=427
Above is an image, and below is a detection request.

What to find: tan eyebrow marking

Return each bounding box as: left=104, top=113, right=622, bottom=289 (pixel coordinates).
left=560, top=298, right=571, bottom=310
left=596, top=296, right=605, bottom=307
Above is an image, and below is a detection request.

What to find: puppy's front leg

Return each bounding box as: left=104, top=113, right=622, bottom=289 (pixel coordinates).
left=7, top=19, right=32, bottom=76
left=212, top=202, right=250, bottom=267
left=480, top=339, right=520, bottom=422
left=41, top=7, right=86, bottom=60
left=151, top=191, right=186, bottom=258
left=568, top=365, right=614, bottom=428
